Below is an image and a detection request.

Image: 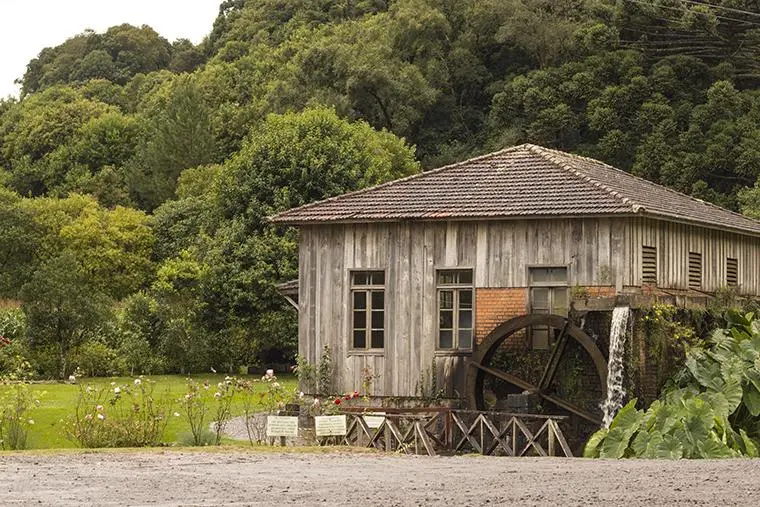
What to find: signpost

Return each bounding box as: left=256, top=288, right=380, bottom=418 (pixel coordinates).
left=363, top=412, right=386, bottom=429
left=314, top=415, right=347, bottom=437
left=266, top=415, right=299, bottom=446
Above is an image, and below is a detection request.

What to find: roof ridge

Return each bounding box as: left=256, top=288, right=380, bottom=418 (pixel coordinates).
left=531, top=144, right=760, bottom=226
left=525, top=144, right=641, bottom=212
left=270, top=144, right=527, bottom=221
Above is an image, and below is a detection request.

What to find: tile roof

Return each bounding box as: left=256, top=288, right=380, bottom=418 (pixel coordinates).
left=270, top=144, right=760, bottom=236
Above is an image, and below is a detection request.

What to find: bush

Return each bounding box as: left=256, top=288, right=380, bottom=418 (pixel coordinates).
left=70, top=340, right=119, bottom=377
left=66, top=378, right=172, bottom=448
left=178, top=377, right=236, bottom=446
left=0, top=360, right=39, bottom=450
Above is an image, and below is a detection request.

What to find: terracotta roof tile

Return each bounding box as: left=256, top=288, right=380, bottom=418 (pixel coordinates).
left=270, top=144, right=760, bottom=236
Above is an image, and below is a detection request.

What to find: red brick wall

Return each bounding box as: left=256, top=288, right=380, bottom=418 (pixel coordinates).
left=582, top=286, right=616, bottom=298
left=475, top=288, right=528, bottom=343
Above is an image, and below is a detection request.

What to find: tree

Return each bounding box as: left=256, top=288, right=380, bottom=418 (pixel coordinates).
left=128, top=75, right=216, bottom=209
left=20, top=253, right=111, bottom=379
left=0, top=188, right=41, bottom=297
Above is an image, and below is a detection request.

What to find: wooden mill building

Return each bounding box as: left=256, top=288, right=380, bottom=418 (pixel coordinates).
left=271, top=144, right=760, bottom=403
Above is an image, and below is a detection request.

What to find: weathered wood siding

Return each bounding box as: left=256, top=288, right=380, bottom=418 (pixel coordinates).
left=626, top=217, right=760, bottom=294
left=298, top=217, right=760, bottom=397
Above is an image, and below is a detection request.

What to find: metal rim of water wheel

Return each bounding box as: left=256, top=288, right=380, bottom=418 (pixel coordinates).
left=466, top=313, right=608, bottom=426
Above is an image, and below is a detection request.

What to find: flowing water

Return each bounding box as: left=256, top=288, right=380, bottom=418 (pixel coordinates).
left=601, top=306, right=631, bottom=428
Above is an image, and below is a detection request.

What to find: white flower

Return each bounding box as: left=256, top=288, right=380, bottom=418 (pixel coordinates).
left=86, top=386, right=93, bottom=393
left=27, top=419, right=34, bottom=425
left=85, top=414, right=93, bottom=421
left=312, top=398, right=321, bottom=407
left=68, top=375, right=76, bottom=382
left=214, top=392, right=222, bottom=399
left=96, top=405, right=104, bottom=412
left=299, top=392, right=304, bottom=399
left=272, top=382, right=280, bottom=388
left=110, top=382, right=116, bottom=386
left=97, top=413, right=105, bottom=420
left=184, top=394, right=192, bottom=400
left=114, top=387, right=121, bottom=394
left=173, top=412, right=180, bottom=417
left=134, top=378, right=142, bottom=386
left=265, top=369, right=274, bottom=378
left=210, top=367, right=217, bottom=373
left=224, top=376, right=231, bottom=381
left=217, top=382, right=224, bottom=389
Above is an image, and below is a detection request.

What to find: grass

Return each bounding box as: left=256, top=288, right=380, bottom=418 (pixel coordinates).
left=1, top=373, right=297, bottom=450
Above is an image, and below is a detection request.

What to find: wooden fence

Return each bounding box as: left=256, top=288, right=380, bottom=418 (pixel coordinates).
left=335, top=408, right=572, bottom=457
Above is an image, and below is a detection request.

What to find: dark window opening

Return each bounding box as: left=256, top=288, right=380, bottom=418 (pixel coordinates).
left=437, top=269, right=473, bottom=350
left=351, top=270, right=384, bottom=349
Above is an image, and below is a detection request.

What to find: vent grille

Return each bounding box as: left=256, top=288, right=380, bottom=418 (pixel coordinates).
left=688, top=252, right=702, bottom=290
left=642, top=245, right=657, bottom=284
left=727, top=258, right=738, bottom=287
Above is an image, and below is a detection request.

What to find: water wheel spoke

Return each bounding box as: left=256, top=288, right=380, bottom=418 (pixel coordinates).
left=469, top=361, right=602, bottom=425
left=538, top=322, right=570, bottom=391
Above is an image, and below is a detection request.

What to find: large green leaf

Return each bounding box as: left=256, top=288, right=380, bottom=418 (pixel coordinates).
left=630, top=430, right=649, bottom=456
left=583, top=428, right=608, bottom=458
left=742, top=382, right=760, bottom=417
left=599, top=427, right=633, bottom=459
left=696, top=434, right=736, bottom=459
left=740, top=429, right=759, bottom=458
left=609, top=399, right=641, bottom=431
left=655, top=433, right=684, bottom=460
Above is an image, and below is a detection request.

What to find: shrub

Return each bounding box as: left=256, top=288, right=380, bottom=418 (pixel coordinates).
left=66, top=378, right=171, bottom=448
left=178, top=377, right=237, bottom=446
left=0, top=360, right=39, bottom=450
left=70, top=340, right=118, bottom=377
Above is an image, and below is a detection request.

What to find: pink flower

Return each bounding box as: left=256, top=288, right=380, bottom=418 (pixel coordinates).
left=353, top=391, right=359, bottom=398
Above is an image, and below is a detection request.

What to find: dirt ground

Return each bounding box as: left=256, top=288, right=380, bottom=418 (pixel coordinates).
left=1, top=449, right=759, bottom=506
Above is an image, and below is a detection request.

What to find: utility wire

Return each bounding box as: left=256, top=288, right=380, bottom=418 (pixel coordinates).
left=623, top=0, right=760, bottom=27
left=677, top=0, right=760, bottom=19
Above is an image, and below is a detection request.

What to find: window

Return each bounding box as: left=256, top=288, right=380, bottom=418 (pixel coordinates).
left=351, top=271, right=385, bottom=350
left=529, top=267, right=568, bottom=350
left=437, top=269, right=473, bottom=350
left=688, top=252, right=702, bottom=290
left=727, top=258, right=738, bottom=287
left=642, top=245, right=657, bottom=285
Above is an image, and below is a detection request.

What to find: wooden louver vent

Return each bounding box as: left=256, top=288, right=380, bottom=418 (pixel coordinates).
left=688, top=252, right=702, bottom=290
left=727, top=258, right=738, bottom=287
left=642, top=246, right=657, bottom=284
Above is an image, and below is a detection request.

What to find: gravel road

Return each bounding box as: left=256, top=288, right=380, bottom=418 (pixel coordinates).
left=1, top=450, right=759, bottom=506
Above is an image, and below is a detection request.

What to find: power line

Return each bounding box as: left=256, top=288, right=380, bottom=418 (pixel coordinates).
left=677, top=0, right=760, bottom=19
left=623, top=0, right=760, bottom=27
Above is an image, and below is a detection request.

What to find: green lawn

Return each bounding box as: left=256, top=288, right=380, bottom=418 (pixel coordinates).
left=1, top=374, right=297, bottom=449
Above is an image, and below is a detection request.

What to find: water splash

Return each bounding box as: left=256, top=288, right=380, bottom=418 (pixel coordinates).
left=601, top=306, right=631, bottom=428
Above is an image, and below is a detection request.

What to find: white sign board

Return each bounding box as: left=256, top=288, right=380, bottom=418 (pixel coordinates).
left=315, top=415, right=347, bottom=436
left=266, top=415, right=299, bottom=437
left=363, top=412, right=386, bottom=429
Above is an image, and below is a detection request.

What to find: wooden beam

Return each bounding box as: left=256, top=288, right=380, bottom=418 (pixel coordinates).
left=468, top=361, right=603, bottom=425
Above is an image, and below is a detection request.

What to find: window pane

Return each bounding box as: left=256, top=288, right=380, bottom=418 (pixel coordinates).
left=440, top=310, right=453, bottom=329
left=531, top=287, right=550, bottom=309
left=438, top=271, right=455, bottom=284
left=440, top=290, right=454, bottom=309
left=553, top=288, right=568, bottom=315
left=353, top=330, right=366, bottom=348
left=371, top=291, right=384, bottom=310
left=458, top=270, right=473, bottom=284
left=371, top=310, right=384, bottom=329
left=530, top=268, right=549, bottom=283
left=371, top=271, right=385, bottom=285
left=371, top=330, right=384, bottom=348
left=353, top=291, right=366, bottom=310
left=353, top=272, right=368, bottom=285
left=353, top=310, right=366, bottom=330
left=459, top=290, right=472, bottom=309
left=439, top=330, right=453, bottom=349
left=549, top=267, right=568, bottom=283
left=459, top=310, right=472, bottom=330
left=459, top=329, right=472, bottom=350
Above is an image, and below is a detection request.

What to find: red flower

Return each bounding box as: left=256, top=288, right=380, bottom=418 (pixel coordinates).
left=353, top=390, right=360, bottom=398
left=334, top=398, right=341, bottom=405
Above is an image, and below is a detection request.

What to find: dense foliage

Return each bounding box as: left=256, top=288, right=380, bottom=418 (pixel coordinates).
left=585, top=312, right=760, bottom=459
left=5, top=0, right=760, bottom=377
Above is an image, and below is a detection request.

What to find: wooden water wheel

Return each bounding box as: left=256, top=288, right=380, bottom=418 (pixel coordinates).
left=466, top=314, right=608, bottom=425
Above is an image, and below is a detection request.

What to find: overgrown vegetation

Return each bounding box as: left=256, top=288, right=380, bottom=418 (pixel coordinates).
left=585, top=311, right=760, bottom=459
left=6, top=1, right=760, bottom=379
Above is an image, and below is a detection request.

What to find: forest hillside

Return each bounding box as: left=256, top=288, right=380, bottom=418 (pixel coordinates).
left=3, top=0, right=760, bottom=377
